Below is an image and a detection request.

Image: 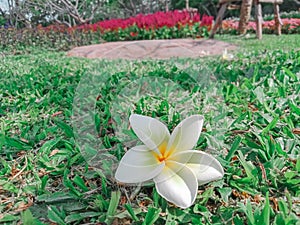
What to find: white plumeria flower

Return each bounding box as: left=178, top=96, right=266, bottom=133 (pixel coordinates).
left=115, top=114, right=224, bottom=209
left=222, top=48, right=234, bottom=61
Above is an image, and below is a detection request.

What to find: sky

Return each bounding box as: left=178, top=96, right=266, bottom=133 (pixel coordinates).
left=0, top=0, right=8, bottom=11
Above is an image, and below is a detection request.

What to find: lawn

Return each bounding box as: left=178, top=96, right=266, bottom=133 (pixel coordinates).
left=0, top=34, right=299, bottom=224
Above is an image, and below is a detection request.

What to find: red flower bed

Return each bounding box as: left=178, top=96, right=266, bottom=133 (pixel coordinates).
left=39, top=10, right=214, bottom=42
left=75, top=10, right=213, bottom=33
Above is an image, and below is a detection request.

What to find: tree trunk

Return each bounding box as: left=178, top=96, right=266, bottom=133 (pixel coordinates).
left=238, top=0, right=253, bottom=34
left=186, top=0, right=189, bottom=9
left=255, top=0, right=262, bottom=39
left=166, top=0, right=169, bottom=11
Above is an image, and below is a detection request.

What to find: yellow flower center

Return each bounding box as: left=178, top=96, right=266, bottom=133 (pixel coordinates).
left=157, top=154, right=167, bottom=162
left=154, top=142, right=173, bottom=163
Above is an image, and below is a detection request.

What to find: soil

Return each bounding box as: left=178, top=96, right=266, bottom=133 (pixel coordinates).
left=67, top=38, right=237, bottom=60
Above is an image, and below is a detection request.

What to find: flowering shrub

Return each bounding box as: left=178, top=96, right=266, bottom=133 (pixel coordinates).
left=78, top=10, right=213, bottom=31
left=221, top=18, right=300, bottom=34
left=74, top=10, right=213, bottom=41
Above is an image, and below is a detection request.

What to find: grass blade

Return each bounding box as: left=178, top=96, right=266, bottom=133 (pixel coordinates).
left=142, top=207, right=161, bottom=225
left=105, top=191, right=121, bottom=224
left=226, top=135, right=242, bottom=161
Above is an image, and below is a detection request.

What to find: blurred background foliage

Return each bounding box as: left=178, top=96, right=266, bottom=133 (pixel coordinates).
left=0, top=0, right=299, bottom=28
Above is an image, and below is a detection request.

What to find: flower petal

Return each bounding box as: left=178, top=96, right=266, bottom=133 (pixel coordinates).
left=167, top=115, right=204, bottom=154
left=115, top=145, right=164, bottom=183
left=153, top=161, right=198, bottom=209
left=129, top=114, right=170, bottom=152
left=169, top=150, right=224, bottom=185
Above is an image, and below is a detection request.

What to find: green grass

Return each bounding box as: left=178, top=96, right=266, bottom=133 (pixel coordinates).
left=217, top=34, right=300, bottom=52
left=0, top=35, right=299, bottom=224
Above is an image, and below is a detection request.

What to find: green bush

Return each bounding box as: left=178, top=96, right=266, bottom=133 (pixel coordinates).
left=264, top=10, right=300, bottom=21
left=0, top=27, right=103, bottom=54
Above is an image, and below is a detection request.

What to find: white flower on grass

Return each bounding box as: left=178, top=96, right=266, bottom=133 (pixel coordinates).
left=222, top=48, right=234, bottom=61
left=115, top=114, right=224, bottom=209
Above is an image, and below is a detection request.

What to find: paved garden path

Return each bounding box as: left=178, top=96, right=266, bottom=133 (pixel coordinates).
left=67, top=39, right=237, bottom=60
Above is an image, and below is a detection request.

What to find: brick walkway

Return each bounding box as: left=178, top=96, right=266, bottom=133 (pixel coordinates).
left=67, top=39, right=237, bottom=60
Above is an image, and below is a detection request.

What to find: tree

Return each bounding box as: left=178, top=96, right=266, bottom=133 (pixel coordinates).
left=170, top=0, right=219, bottom=16
left=0, top=0, right=55, bottom=28
left=116, top=0, right=170, bottom=17
left=0, top=0, right=31, bottom=28
left=238, top=0, right=253, bottom=34
left=0, top=0, right=114, bottom=28
left=33, top=0, right=105, bottom=27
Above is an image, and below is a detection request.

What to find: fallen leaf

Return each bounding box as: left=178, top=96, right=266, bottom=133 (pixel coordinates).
left=20, top=138, right=29, bottom=143
left=292, top=128, right=300, bottom=134
left=49, top=149, right=60, bottom=157
left=51, top=111, right=63, bottom=117
left=14, top=198, right=33, bottom=212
